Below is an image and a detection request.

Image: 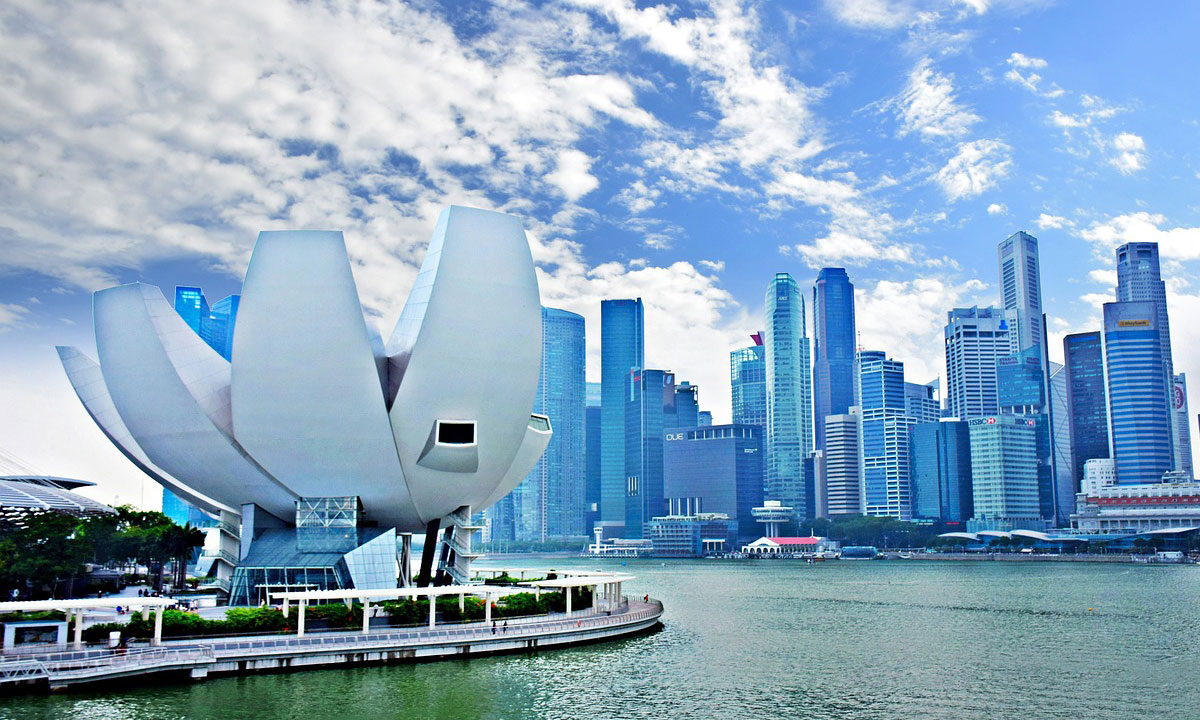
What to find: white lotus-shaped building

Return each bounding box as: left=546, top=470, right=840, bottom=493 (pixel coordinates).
left=58, top=206, right=551, bottom=589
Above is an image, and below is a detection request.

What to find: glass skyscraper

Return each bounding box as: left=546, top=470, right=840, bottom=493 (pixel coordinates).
left=173, top=285, right=240, bottom=360
left=967, top=414, right=1043, bottom=532
left=663, top=424, right=764, bottom=542
left=856, top=350, right=912, bottom=520
left=1103, top=301, right=1172, bottom=484
left=764, top=273, right=812, bottom=520
left=904, top=381, right=941, bottom=424
left=585, top=382, right=601, bottom=533
left=508, top=307, right=586, bottom=541
left=944, top=307, right=1009, bottom=420
left=1064, top=331, right=1109, bottom=485
left=813, top=268, right=857, bottom=451
left=1173, top=374, right=1193, bottom=477
left=674, top=382, right=700, bottom=430
left=997, top=231, right=1043, bottom=354
left=600, top=298, right=644, bottom=537
left=625, top=368, right=676, bottom=539
left=1116, top=242, right=1180, bottom=471
left=1048, top=362, right=1075, bottom=524
left=730, top=337, right=767, bottom=428
left=823, top=412, right=861, bottom=515
left=909, top=420, right=973, bottom=523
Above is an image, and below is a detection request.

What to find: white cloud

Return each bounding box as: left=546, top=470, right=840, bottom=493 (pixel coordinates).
left=1007, top=52, right=1047, bottom=70
left=1050, top=110, right=1086, bottom=128
left=1004, top=52, right=1063, bottom=97
left=1088, top=268, right=1117, bottom=286
left=824, top=0, right=914, bottom=29
left=0, top=303, right=30, bottom=331
left=1110, top=132, right=1146, bottom=174
left=1080, top=212, right=1200, bottom=261
left=987, top=202, right=1007, bottom=215
left=614, top=180, right=661, bottom=214
left=699, top=259, right=726, bottom=272
left=935, top=139, right=1012, bottom=201
left=545, top=149, right=600, bottom=201
left=1034, top=213, right=1071, bottom=230
left=891, top=58, right=980, bottom=139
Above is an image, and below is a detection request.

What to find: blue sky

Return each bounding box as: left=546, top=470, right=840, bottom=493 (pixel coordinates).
left=2, top=0, right=1199, bottom=506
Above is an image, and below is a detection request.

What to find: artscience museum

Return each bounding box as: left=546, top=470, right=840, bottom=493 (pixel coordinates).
left=58, top=206, right=552, bottom=603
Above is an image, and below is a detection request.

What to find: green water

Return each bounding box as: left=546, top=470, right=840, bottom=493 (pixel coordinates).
left=3, top=559, right=1198, bottom=719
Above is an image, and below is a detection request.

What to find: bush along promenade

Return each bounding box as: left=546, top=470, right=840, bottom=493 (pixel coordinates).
left=81, top=589, right=595, bottom=642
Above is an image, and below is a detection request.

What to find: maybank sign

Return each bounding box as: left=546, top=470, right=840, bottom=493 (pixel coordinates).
left=1118, top=319, right=1151, bottom=327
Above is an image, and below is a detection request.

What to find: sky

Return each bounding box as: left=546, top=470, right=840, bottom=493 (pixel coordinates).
left=2, top=0, right=1199, bottom=508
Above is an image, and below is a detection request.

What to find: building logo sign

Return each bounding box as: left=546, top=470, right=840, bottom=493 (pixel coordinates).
left=968, top=417, right=998, bottom=426
left=1118, top=319, right=1150, bottom=327
left=665, top=433, right=685, bottom=441
left=1175, top=382, right=1186, bottom=411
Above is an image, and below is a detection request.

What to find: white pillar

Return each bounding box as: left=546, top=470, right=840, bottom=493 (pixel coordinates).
left=459, top=593, right=465, bottom=612
left=73, top=609, right=82, bottom=649
left=282, top=599, right=289, bottom=618
left=484, top=594, right=492, bottom=624
left=362, top=600, right=371, bottom=634
left=297, top=601, right=306, bottom=638
left=153, top=606, right=163, bottom=647
left=428, top=593, right=436, bottom=629
left=566, top=588, right=572, bottom=617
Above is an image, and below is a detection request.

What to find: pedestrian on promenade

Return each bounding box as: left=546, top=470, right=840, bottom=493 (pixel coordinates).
left=502, top=620, right=508, bottom=633
left=491, top=621, right=497, bottom=635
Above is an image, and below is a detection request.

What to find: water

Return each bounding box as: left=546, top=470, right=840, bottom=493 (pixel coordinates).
left=4, top=559, right=1199, bottom=719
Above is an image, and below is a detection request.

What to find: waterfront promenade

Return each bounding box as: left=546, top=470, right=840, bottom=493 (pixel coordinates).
left=0, top=597, right=663, bottom=692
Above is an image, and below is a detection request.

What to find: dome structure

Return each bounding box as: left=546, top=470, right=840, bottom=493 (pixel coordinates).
left=58, top=206, right=551, bottom=533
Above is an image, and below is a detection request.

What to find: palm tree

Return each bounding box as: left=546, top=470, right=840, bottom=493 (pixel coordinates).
left=165, top=524, right=207, bottom=591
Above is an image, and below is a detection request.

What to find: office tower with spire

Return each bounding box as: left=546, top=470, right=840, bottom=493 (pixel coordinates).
left=998, top=231, right=1043, bottom=354
left=600, top=298, right=644, bottom=537
left=813, top=268, right=857, bottom=451
left=764, top=273, right=813, bottom=521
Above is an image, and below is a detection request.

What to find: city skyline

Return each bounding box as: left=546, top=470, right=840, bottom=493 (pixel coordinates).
left=4, top=1, right=1200, bottom=509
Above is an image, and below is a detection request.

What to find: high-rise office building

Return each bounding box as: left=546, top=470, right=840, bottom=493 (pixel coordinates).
left=698, top=411, right=713, bottom=427
left=584, top=382, right=602, bottom=533
left=764, top=273, right=813, bottom=519
left=813, top=268, right=857, bottom=451
left=674, top=382, right=700, bottom=430
left=509, top=308, right=586, bottom=541
left=1064, top=332, right=1109, bottom=485
left=998, top=231, right=1043, bottom=354
left=909, top=420, right=973, bottom=523
left=944, top=307, right=1009, bottom=420
left=823, top=412, right=861, bottom=516
left=1116, top=242, right=1179, bottom=471
left=625, top=368, right=676, bottom=539
left=968, top=414, right=1043, bottom=532
left=1103, top=301, right=1172, bottom=485
left=1174, top=375, right=1193, bottom=478
left=162, top=488, right=191, bottom=526
left=174, top=286, right=240, bottom=361
left=857, top=350, right=913, bottom=520
left=996, top=345, right=1058, bottom=524
left=1047, top=362, right=1075, bottom=525
left=663, top=424, right=764, bottom=542
left=730, top=337, right=767, bottom=428
left=904, top=381, right=941, bottom=424
left=600, top=298, right=644, bottom=537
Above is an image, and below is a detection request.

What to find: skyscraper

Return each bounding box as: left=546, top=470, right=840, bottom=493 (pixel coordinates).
left=764, top=273, right=812, bottom=520
left=600, top=298, right=644, bottom=537
left=625, top=368, right=676, bottom=538
left=663, top=424, right=764, bottom=542
left=856, top=350, right=913, bottom=520
left=674, top=382, right=700, bottom=430
left=968, top=414, right=1043, bottom=531
left=1047, top=362, right=1075, bottom=524
left=173, top=285, right=240, bottom=360
left=813, top=268, right=857, bottom=450
left=909, top=420, right=973, bottom=523
left=904, top=381, right=941, bottom=424
left=1116, top=242, right=1180, bottom=470
left=175, top=286, right=209, bottom=334
left=510, top=307, right=586, bottom=541
left=823, top=411, right=861, bottom=515
left=585, top=382, right=602, bottom=533
left=730, top=337, right=767, bottom=428
left=998, top=231, right=1043, bottom=354
left=1174, top=374, right=1193, bottom=477
left=1064, top=331, right=1109, bottom=485
left=1103, top=301, right=1172, bottom=484
left=944, top=307, right=1009, bottom=420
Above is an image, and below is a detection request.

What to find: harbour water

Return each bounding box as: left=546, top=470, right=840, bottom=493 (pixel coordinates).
left=3, top=558, right=1198, bottom=719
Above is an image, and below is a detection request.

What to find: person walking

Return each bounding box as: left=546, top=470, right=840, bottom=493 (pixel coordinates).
left=491, top=620, right=497, bottom=635
left=502, top=620, right=508, bottom=634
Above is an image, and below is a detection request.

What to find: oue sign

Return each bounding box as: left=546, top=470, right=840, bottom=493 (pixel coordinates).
left=665, top=433, right=686, bottom=441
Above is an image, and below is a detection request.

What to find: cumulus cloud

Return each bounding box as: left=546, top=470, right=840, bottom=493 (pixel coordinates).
left=1035, top=213, right=1071, bottom=230
left=1080, top=212, right=1200, bottom=261
left=891, top=58, right=980, bottom=139
left=935, top=139, right=1012, bottom=201
left=1003, top=52, right=1063, bottom=97
left=987, top=202, right=1007, bottom=215
left=545, top=149, right=601, bottom=201
left=1110, top=132, right=1146, bottom=174
left=1088, top=268, right=1117, bottom=286
left=699, top=259, right=726, bottom=272
left=823, top=0, right=914, bottom=29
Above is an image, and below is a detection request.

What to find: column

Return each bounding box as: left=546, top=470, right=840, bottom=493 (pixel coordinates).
left=297, top=601, right=306, bottom=638
left=566, top=588, right=572, bottom=617
left=459, top=593, right=465, bottom=612
left=282, top=598, right=289, bottom=618
left=484, top=594, right=492, bottom=624
left=73, top=609, right=82, bottom=649
left=153, top=606, right=163, bottom=647
left=362, top=600, right=371, bottom=635
left=428, top=593, right=436, bottom=629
